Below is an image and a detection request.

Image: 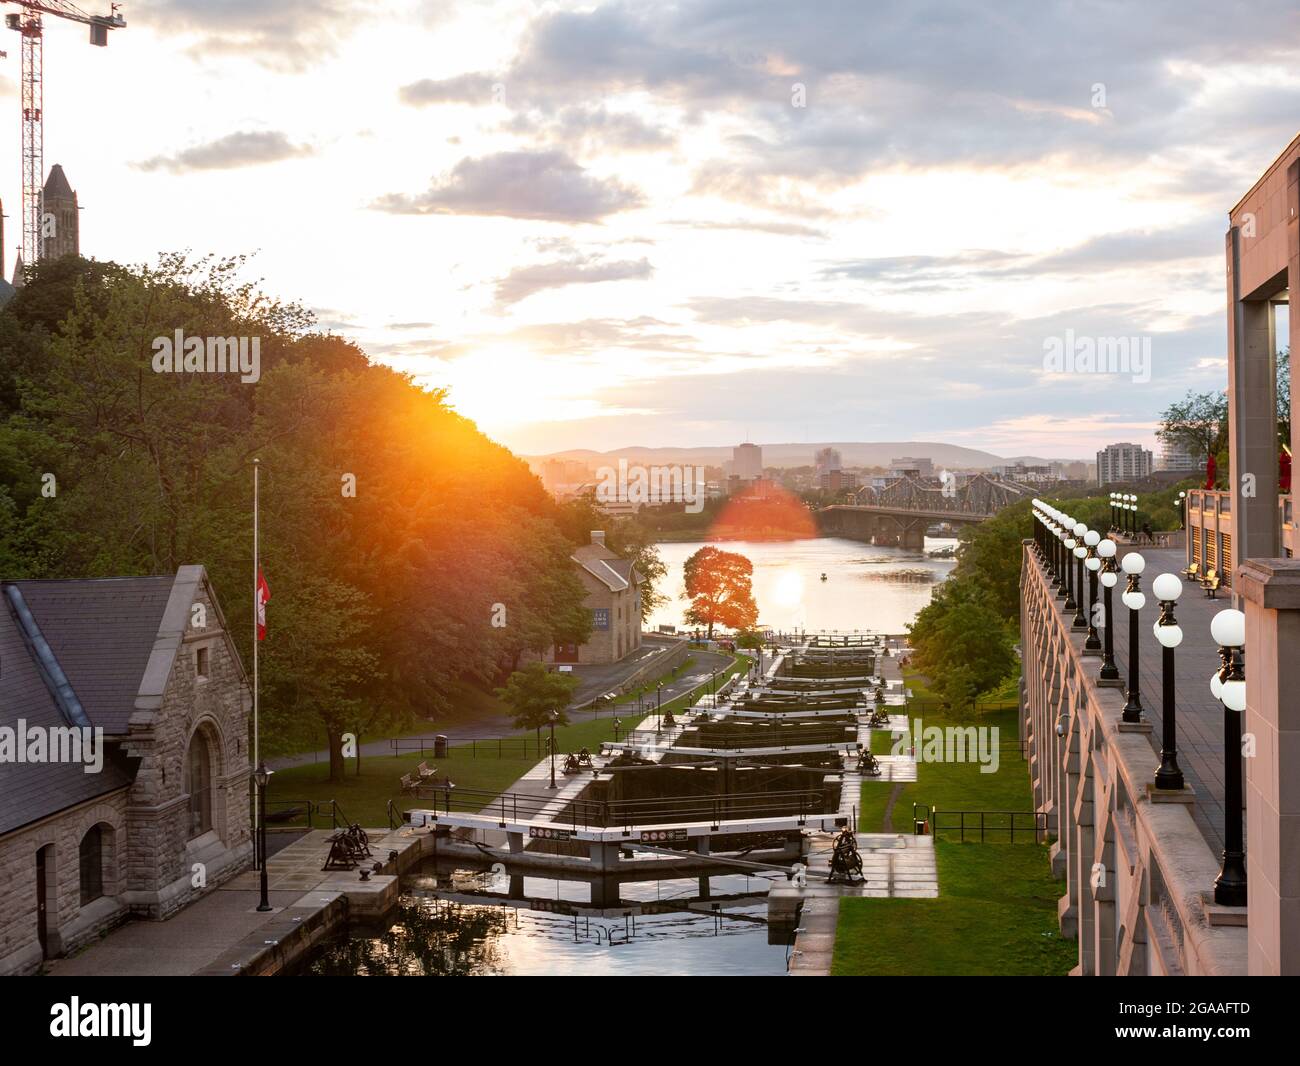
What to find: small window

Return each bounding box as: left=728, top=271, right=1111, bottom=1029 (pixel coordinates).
left=195, top=645, right=210, bottom=680
left=79, top=826, right=103, bottom=906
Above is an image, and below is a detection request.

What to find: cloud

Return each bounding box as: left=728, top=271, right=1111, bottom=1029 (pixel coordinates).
left=147, top=0, right=362, bottom=69
left=399, top=73, right=501, bottom=107
left=134, top=131, right=313, bottom=172
left=493, top=255, right=653, bottom=307
left=372, top=150, right=644, bottom=222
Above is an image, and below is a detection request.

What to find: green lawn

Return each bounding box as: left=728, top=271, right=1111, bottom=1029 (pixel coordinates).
left=831, top=842, right=1074, bottom=976
left=833, top=667, right=1072, bottom=976
left=266, top=654, right=752, bottom=828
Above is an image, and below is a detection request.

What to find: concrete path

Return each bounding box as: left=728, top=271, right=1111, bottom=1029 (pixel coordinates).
left=268, top=645, right=730, bottom=772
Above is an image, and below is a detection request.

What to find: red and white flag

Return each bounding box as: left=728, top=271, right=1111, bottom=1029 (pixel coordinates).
left=256, top=569, right=271, bottom=641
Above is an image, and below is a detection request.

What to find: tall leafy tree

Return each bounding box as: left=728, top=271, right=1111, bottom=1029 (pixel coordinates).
left=682, top=545, right=759, bottom=637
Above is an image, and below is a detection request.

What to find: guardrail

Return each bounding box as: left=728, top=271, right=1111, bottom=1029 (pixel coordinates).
left=912, top=803, right=1047, bottom=843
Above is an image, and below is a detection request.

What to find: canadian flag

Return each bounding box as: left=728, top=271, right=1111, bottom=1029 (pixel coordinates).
left=256, top=569, right=271, bottom=641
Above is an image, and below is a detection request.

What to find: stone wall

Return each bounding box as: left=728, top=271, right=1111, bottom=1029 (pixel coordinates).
left=0, top=792, right=131, bottom=976
left=123, top=573, right=252, bottom=918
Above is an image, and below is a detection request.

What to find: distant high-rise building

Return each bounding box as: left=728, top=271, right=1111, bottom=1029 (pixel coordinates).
left=42, top=164, right=80, bottom=261
left=1096, top=442, right=1152, bottom=485
left=731, top=442, right=763, bottom=481
left=889, top=456, right=933, bottom=478
left=814, top=447, right=842, bottom=478
left=1156, top=439, right=1206, bottom=474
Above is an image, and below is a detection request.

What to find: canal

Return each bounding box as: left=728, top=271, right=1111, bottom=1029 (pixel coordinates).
left=646, top=535, right=958, bottom=634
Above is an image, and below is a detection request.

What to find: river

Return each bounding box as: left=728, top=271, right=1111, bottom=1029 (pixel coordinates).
left=646, top=535, right=959, bottom=636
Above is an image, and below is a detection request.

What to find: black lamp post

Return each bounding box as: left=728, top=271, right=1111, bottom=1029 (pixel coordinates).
left=1120, top=552, right=1146, bottom=722
left=547, top=709, right=559, bottom=789
left=1151, top=573, right=1185, bottom=790
left=1071, top=522, right=1088, bottom=629
left=1063, top=525, right=1078, bottom=612
left=657, top=681, right=662, bottom=715
left=613, top=716, right=622, bottom=743
left=1097, top=540, right=1120, bottom=681
left=1178, top=490, right=1187, bottom=531
left=1210, top=608, right=1247, bottom=906
left=254, top=761, right=273, bottom=912
left=1109, top=492, right=1117, bottom=532
left=1084, top=530, right=1102, bottom=650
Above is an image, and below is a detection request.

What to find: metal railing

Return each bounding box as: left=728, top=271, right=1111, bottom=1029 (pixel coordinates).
left=914, top=804, right=1048, bottom=843
left=411, top=785, right=829, bottom=832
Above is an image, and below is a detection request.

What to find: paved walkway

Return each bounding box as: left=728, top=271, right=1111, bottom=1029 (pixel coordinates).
left=269, top=643, right=730, bottom=772
left=1105, top=545, right=1233, bottom=854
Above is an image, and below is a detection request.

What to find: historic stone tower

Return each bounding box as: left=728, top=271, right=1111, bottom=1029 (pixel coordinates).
left=42, top=164, right=79, bottom=260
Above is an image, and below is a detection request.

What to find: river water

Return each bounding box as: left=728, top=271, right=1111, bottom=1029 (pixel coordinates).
left=646, top=535, right=958, bottom=635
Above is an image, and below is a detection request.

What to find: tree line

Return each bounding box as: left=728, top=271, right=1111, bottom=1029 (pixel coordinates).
left=0, top=254, right=642, bottom=777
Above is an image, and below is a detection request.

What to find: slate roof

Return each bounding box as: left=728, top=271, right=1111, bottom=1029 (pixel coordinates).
left=43, top=164, right=75, bottom=201
left=0, top=589, right=136, bottom=837
left=11, top=576, right=175, bottom=736
left=571, top=543, right=635, bottom=592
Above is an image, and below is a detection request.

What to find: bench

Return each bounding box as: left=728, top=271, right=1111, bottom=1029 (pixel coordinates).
left=1201, top=568, right=1221, bottom=598
left=399, top=773, right=419, bottom=792
left=416, top=760, right=437, bottom=781
left=1182, top=560, right=1200, bottom=581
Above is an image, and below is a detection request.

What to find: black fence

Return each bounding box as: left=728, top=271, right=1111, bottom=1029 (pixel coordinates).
left=913, top=803, right=1048, bottom=843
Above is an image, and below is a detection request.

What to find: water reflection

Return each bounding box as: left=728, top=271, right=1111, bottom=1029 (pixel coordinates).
left=299, top=865, right=791, bottom=977
left=648, top=536, right=957, bottom=634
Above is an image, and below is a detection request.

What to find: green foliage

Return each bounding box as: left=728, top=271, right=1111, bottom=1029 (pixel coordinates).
left=907, top=581, right=1018, bottom=711
left=494, top=661, right=579, bottom=734
left=0, top=252, right=593, bottom=776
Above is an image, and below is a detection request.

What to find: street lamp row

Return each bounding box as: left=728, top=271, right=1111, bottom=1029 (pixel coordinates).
left=1030, top=499, right=1245, bottom=908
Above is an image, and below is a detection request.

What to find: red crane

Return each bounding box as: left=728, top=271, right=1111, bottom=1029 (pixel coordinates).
left=3, top=1, right=124, bottom=271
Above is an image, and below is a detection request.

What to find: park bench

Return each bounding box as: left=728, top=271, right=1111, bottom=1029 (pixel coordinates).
left=399, top=772, right=420, bottom=792
left=1201, top=568, right=1222, bottom=598
left=1182, top=560, right=1201, bottom=581
left=416, top=760, right=437, bottom=781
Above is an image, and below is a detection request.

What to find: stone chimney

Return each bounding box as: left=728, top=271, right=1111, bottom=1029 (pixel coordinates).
left=590, top=530, right=605, bottom=546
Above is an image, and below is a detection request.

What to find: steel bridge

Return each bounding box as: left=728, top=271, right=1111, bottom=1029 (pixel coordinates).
left=819, top=473, right=1029, bottom=547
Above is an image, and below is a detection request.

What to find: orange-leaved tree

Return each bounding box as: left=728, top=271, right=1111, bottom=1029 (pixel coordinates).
left=683, top=546, right=758, bottom=638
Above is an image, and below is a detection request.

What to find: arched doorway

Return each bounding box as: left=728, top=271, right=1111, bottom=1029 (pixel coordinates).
left=184, top=731, right=213, bottom=839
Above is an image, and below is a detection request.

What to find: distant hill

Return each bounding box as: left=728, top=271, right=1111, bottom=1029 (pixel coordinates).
left=528, top=441, right=1077, bottom=470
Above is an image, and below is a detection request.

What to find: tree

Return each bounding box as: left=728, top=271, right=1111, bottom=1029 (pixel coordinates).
left=682, top=546, right=759, bottom=637
left=907, top=581, right=1017, bottom=712
left=1157, top=390, right=1227, bottom=471
left=495, top=662, right=579, bottom=741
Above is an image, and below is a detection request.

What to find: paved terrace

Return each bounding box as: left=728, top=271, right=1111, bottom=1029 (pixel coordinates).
left=1104, top=545, right=1235, bottom=855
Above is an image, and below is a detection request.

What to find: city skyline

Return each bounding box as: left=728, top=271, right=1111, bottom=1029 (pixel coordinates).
left=1, top=1, right=1296, bottom=457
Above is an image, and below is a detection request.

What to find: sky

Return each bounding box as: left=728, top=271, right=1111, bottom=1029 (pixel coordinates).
left=2, top=0, right=1298, bottom=460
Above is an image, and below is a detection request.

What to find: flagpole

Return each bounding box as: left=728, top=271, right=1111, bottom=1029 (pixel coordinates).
left=252, top=457, right=260, bottom=868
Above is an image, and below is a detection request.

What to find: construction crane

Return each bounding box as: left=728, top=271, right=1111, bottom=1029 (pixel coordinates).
left=3, top=2, right=124, bottom=271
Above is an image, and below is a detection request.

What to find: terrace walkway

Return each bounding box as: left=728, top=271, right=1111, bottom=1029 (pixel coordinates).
left=1105, top=545, right=1234, bottom=854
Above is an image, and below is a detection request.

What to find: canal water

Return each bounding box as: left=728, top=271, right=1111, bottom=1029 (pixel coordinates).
left=297, top=866, right=791, bottom=976
left=300, top=535, right=958, bottom=976
left=646, top=535, right=958, bottom=635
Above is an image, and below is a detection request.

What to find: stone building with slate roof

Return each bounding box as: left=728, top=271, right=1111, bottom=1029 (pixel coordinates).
left=550, top=531, right=641, bottom=664
left=0, top=566, right=252, bottom=975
